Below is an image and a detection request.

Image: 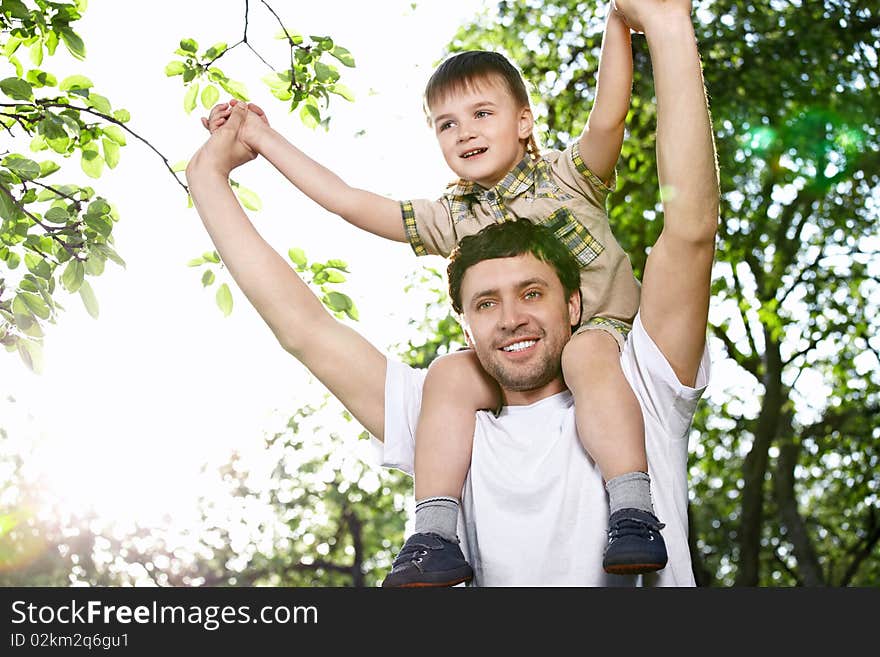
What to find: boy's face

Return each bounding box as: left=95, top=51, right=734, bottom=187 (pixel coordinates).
left=428, top=76, right=533, bottom=189
left=459, top=253, right=580, bottom=405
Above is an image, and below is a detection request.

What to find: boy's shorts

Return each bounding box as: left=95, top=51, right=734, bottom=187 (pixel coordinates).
left=573, top=317, right=632, bottom=353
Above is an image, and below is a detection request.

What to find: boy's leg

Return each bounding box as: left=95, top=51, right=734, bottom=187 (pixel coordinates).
left=561, top=323, right=668, bottom=575
left=382, top=349, right=500, bottom=588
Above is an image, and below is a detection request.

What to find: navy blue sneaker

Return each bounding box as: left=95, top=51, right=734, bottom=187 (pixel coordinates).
left=602, top=508, right=668, bottom=575
left=382, top=532, right=474, bottom=587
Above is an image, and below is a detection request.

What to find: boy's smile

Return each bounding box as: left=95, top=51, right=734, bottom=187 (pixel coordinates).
left=429, top=77, right=533, bottom=189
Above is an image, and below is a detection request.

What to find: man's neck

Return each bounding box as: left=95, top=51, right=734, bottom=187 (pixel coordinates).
left=501, top=378, right=568, bottom=407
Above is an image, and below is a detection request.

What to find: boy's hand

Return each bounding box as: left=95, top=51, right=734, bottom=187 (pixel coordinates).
left=201, top=99, right=270, bottom=148
left=188, top=102, right=258, bottom=180
left=613, top=0, right=692, bottom=34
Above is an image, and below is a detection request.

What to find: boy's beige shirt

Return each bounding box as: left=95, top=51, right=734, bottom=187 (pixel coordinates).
left=400, top=142, right=640, bottom=327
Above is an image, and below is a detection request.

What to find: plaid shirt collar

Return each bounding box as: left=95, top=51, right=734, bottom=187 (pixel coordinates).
left=446, top=153, right=539, bottom=200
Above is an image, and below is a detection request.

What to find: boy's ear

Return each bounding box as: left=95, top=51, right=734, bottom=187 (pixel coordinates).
left=518, top=107, right=534, bottom=141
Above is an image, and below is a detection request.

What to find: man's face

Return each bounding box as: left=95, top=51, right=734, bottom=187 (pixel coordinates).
left=459, top=253, right=581, bottom=404
left=428, top=77, right=533, bottom=189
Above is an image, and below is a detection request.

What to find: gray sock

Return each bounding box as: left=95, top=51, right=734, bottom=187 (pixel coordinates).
left=414, top=496, right=460, bottom=543
left=605, top=471, right=654, bottom=516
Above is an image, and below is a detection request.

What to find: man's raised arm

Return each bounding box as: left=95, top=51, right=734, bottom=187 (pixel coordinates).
left=186, top=103, right=388, bottom=438
left=617, top=0, right=720, bottom=386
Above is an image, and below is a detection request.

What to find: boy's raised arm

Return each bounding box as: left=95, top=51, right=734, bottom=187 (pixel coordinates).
left=230, top=105, right=408, bottom=244
left=186, top=103, right=389, bottom=439
left=577, top=5, right=633, bottom=185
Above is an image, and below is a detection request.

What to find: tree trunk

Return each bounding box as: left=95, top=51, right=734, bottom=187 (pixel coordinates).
left=736, top=336, right=784, bottom=586
left=774, top=440, right=825, bottom=585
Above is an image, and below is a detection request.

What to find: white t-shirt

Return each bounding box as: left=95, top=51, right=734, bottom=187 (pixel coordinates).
left=376, top=313, right=710, bottom=586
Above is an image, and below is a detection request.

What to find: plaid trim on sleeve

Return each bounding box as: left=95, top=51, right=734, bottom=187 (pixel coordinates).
left=571, top=141, right=615, bottom=193
left=400, top=200, right=428, bottom=256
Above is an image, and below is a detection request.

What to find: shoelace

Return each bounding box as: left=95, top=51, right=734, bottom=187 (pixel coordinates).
left=391, top=539, right=435, bottom=567
left=608, top=516, right=666, bottom=540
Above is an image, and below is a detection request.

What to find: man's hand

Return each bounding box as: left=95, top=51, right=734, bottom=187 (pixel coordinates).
left=187, top=102, right=258, bottom=182
left=613, top=0, right=692, bottom=34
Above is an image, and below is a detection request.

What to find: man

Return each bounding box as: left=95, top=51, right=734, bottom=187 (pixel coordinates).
left=186, top=0, right=718, bottom=586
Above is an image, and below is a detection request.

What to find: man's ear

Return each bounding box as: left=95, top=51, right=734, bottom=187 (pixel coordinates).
left=518, top=106, right=534, bottom=141
left=460, top=318, right=476, bottom=350
left=568, top=290, right=582, bottom=329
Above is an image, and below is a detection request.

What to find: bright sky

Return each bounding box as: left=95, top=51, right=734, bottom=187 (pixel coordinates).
left=2, top=0, right=490, bottom=527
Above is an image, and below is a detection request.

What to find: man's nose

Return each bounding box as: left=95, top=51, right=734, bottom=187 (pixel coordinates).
left=498, top=302, right=528, bottom=331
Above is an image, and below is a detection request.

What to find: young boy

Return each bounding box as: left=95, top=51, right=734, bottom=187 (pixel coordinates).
left=203, top=4, right=666, bottom=586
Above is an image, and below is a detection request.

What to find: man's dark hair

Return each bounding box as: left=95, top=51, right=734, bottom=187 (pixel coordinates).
left=447, top=219, right=582, bottom=315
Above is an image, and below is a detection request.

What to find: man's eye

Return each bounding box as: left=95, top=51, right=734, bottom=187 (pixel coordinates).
left=524, top=290, right=541, bottom=300
left=477, top=300, right=495, bottom=310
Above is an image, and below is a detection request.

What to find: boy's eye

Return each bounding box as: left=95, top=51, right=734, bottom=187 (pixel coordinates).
left=439, top=120, right=455, bottom=132
left=475, top=110, right=491, bottom=119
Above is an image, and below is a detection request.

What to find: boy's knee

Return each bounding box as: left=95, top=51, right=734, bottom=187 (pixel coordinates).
left=424, top=350, right=498, bottom=401
left=562, top=329, right=623, bottom=375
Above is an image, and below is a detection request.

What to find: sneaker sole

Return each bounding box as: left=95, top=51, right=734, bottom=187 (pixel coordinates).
left=603, top=562, right=666, bottom=575
left=393, top=575, right=473, bottom=588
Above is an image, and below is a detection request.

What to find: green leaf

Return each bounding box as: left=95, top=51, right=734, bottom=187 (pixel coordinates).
left=184, top=83, right=199, bottom=114
left=201, top=269, right=215, bottom=287
left=60, top=28, right=86, bottom=60
left=61, top=259, right=85, bottom=293
left=80, top=143, right=104, bottom=178
left=171, top=159, right=189, bottom=173
left=325, top=259, right=349, bottom=271
left=344, top=304, right=359, bottom=321
left=78, top=279, right=99, bottom=318
left=3, top=155, right=41, bottom=180
left=59, top=74, right=93, bottom=91
left=38, top=160, right=60, bottom=178
left=113, top=109, right=131, bottom=123
left=43, top=206, right=70, bottom=223
left=201, top=84, right=220, bottom=110
left=235, top=185, right=261, bottom=211
left=4, top=0, right=29, bottom=20
left=87, top=92, right=111, bottom=114
left=314, top=61, right=339, bottom=83
left=25, top=69, right=58, bottom=88
left=29, top=41, right=43, bottom=67
left=324, top=291, right=352, bottom=312
left=288, top=247, right=307, bottom=268
left=179, top=38, right=198, bottom=54
left=0, top=77, right=33, bottom=101
left=102, top=137, right=120, bottom=168
left=19, top=291, right=50, bottom=319
left=84, top=254, right=105, bottom=276
left=324, top=269, right=346, bottom=283
left=217, top=78, right=248, bottom=101
left=24, top=253, right=52, bottom=280
left=328, top=83, right=354, bottom=102
left=300, top=102, right=321, bottom=129
left=215, top=283, right=233, bottom=316
left=165, top=60, right=185, bottom=76
left=330, top=45, right=356, bottom=67
left=203, top=250, right=221, bottom=264
left=102, top=125, right=126, bottom=145
left=17, top=339, right=43, bottom=374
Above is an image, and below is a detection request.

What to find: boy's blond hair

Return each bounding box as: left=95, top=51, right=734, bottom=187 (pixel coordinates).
left=423, top=50, right=540, bottom=160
